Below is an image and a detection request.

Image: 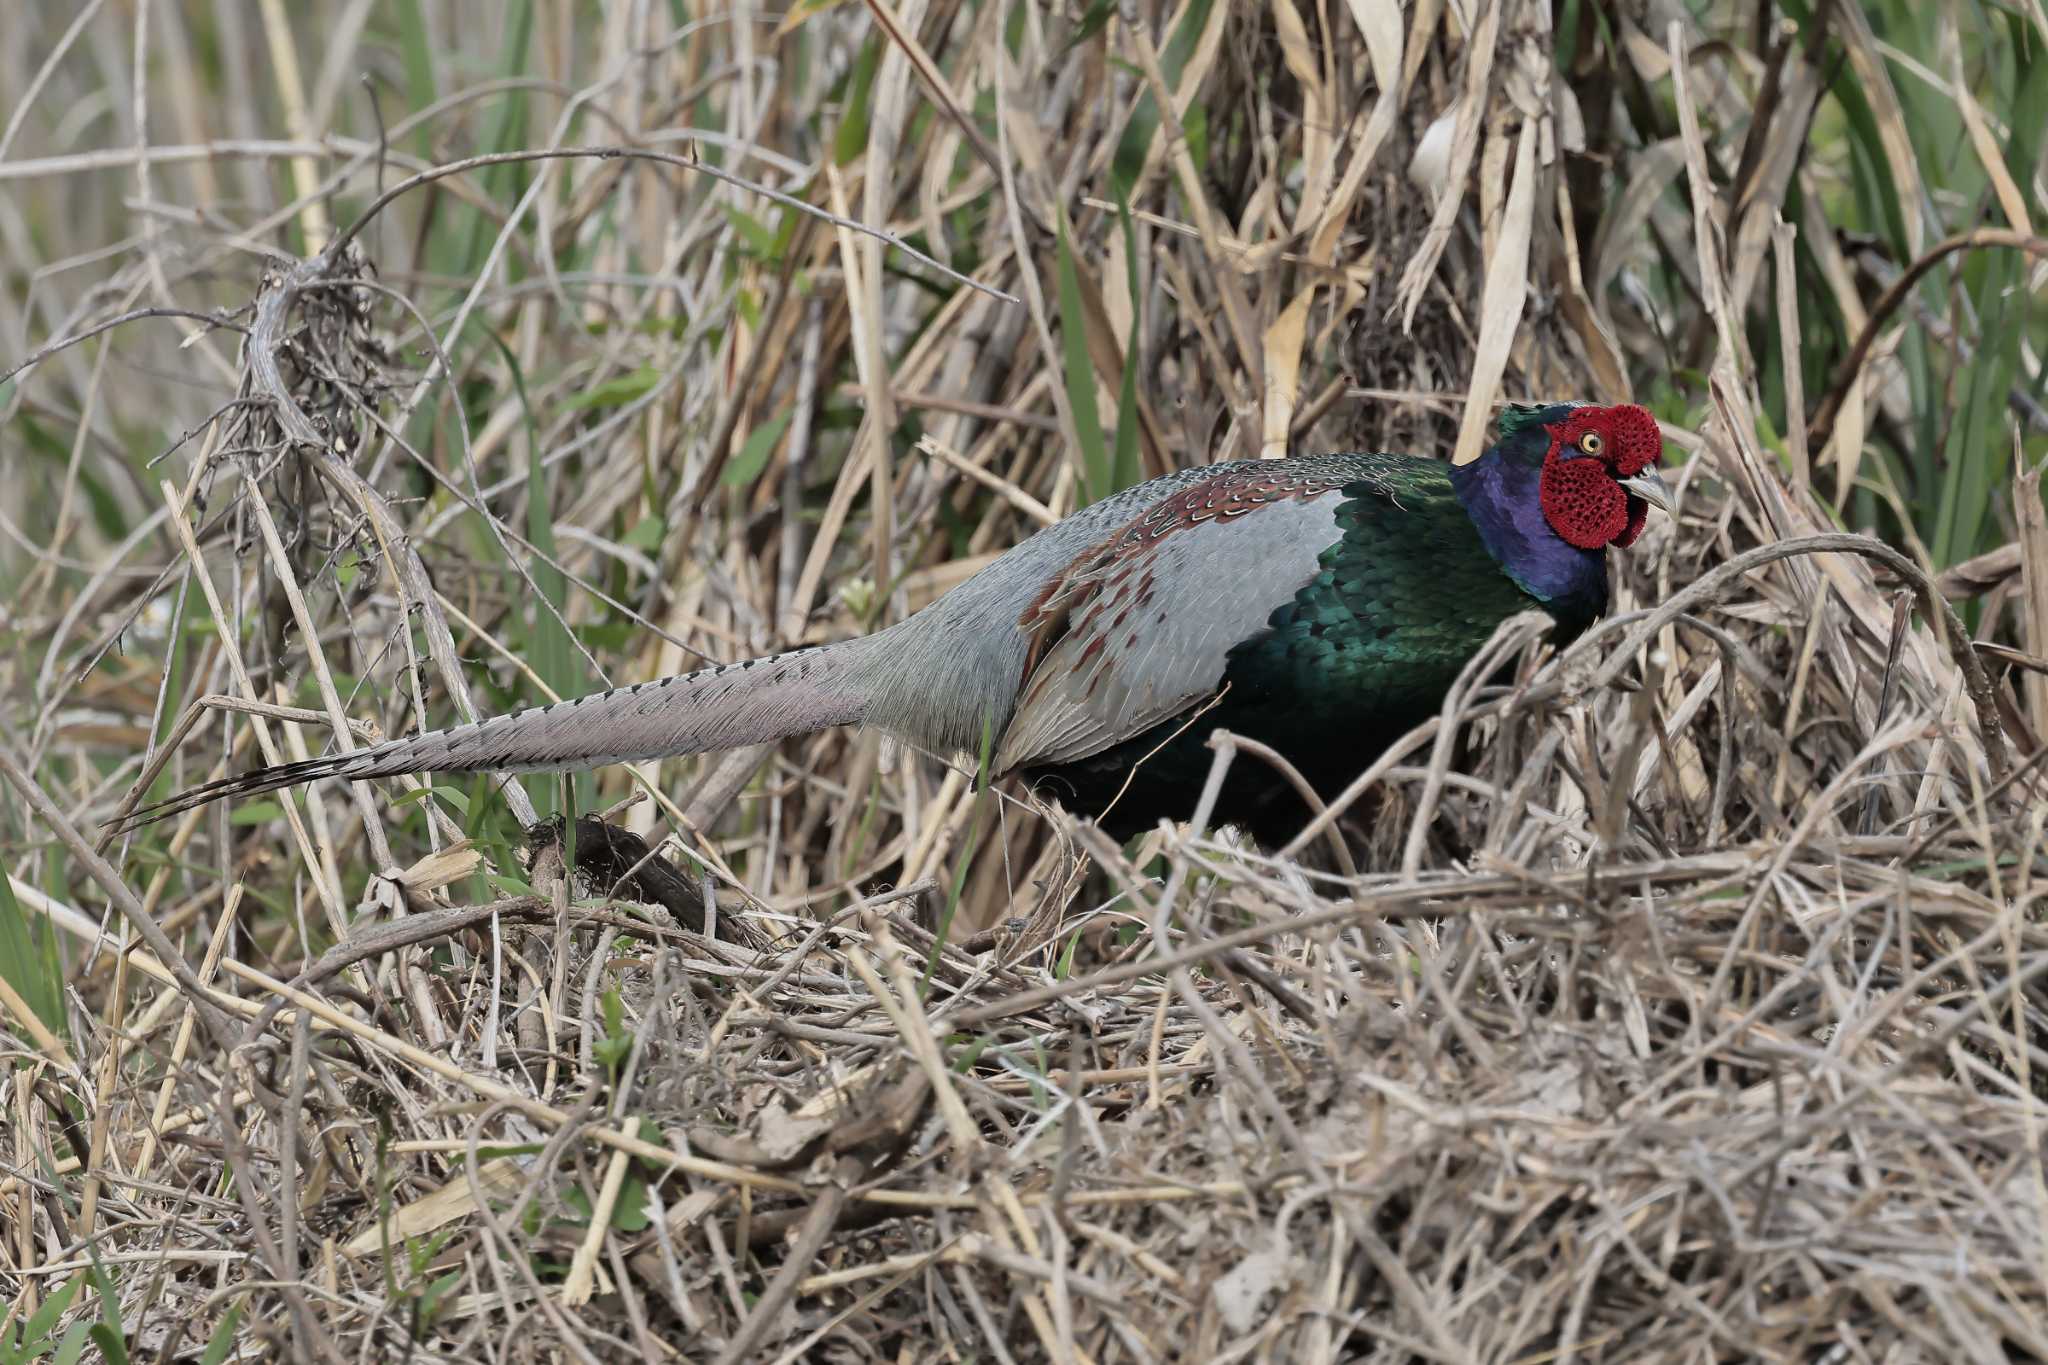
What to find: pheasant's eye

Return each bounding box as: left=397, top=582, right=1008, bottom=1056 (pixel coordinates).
left=1578, top=431, right=1605, bottom=456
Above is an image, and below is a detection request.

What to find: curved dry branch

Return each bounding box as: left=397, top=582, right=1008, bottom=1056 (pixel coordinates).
left=1808, top=229, right=2048, bottom=453
left=1526, top=531, right=2009, bottom=783
left=0, top=306, right=248, bottom=391
left=325, top=145, right=1019, bottom=304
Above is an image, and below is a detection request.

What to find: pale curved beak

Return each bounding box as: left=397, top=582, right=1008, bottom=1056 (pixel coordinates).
left=1618, top=468, right=1673, bottom=515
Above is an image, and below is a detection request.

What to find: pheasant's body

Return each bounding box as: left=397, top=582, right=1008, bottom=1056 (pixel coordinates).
left=113, top=404, right=1668, bottom=844
left=1014, top=455, right=1590, bottom=839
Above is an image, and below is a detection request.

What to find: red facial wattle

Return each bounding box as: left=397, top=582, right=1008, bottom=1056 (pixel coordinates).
left=1536, top=404, right=1664, bottom=549
left=1618, top=495, right=1649, bottom=547
left=1539, top=455, right=1629, bottom=548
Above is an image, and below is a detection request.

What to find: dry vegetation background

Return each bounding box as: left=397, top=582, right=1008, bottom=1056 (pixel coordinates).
left=4, top=0, right=2048, bottom=1360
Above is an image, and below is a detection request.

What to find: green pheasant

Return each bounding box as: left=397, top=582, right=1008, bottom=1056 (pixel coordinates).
left=111, top=402, right=1668, bottom=843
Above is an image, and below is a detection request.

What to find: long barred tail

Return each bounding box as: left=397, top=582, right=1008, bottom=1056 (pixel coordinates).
left=104, top=639, right=880, bottom=835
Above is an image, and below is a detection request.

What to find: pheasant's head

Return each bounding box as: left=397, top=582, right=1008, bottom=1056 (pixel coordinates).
left=1529, top=403, right=1671, bottom=550
left=1456, top=400, right=1671, bottom=620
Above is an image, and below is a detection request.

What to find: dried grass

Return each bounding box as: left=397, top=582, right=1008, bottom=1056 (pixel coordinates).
left=3, top=2, right=2047, bottom=1362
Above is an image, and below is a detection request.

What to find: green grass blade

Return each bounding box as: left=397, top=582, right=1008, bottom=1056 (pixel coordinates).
left=1112, top=195, right=1144, bottom=491
left=0, top=868, right=64, bottom=1038
left=924, top=709, right=996, bottom=990
left=1108, top=0, right=1215, bottom=199
left=394, top=1, right=439, bottom=162
left=455, top=0, right=536, bottom=281
left=1055, top=216, right=1111, bottom=504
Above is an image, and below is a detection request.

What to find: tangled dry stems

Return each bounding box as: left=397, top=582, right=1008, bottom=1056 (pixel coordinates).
left=7, top=379, right=2042, bottom=1358
left=4, top=1, right=2048, bottom=1362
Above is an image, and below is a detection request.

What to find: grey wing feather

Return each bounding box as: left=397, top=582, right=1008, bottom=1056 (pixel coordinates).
left=994, top=495, right=1342, bottom=771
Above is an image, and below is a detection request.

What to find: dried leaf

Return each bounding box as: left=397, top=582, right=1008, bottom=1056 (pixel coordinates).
left=2016, top=457, right=2048, bottom=736
left=1835, top=0, right=1927, bottom=255
left=1344, top=0, right=1405, bottom=92
left=1213, top=1238, right=1299, bottom=1333
left=1949, top=14, right=2033, bottom=234
left=1936, top=542, right=2022, bottom=598
left=1395, top=0, right=1501, bottom=330
left=858, top=0, right=1002, bottom=177
left=1261, top=286, right=1313, bottom=459
left=1273, top=0, right=1334, bottom=231
left=342, top=1156, right=530, bottom=1258
left=1726, top=58, right=1821, bottom=313
left=1451, top=117, right=1538, bottom=467
left=392, top=842, right=482, bottom=895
